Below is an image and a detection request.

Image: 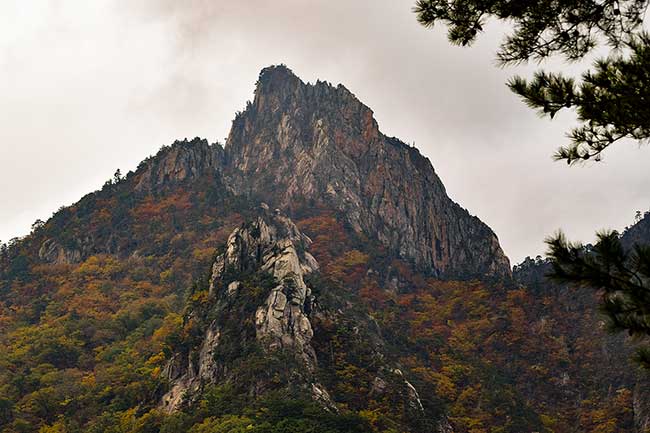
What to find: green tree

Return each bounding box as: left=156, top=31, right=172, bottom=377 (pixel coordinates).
left=414, top=0, right=650, bottom=366
left=31, top=219, right=45, bottom=233
left=547, top=231, right=650, bottom=368
left=414, top=0, right=649, bottom=163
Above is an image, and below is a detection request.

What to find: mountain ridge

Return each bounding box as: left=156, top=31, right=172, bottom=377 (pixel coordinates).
left=124, top=65, right=510, bottom=279
left=1, top=65, right=646, bottom=433
left=27, top=64, right=510, bottom=280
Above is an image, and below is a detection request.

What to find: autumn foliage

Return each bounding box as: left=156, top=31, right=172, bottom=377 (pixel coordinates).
left=0, top=148, right=642, bottom=432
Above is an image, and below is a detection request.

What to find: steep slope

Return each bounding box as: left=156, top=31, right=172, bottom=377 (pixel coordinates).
left=510, top=215, right=650, bottom=433
left=224, top=65, right=510, bottom=279
left=159, top=205, right=449, bottom=432
left=19, top=65, right=511, bottom=281
left=622, top=211, right=650, bottom=249
left=0, top=65, right=646, bottom=433
left=512, top=258, right=639, bottom=431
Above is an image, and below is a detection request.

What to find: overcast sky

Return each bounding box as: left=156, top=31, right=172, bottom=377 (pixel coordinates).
left=1, top=1, right=649, bottom=264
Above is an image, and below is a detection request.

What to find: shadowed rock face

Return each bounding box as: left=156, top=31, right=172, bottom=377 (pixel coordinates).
left=224, top=65, right=510, bottom=279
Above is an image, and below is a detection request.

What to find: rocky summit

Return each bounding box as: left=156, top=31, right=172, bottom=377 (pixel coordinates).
left=131, top=65, right=510, bottom=280
left=226, top=66, right=510, bottom=278
left=0, top=65, right=647, bottom=433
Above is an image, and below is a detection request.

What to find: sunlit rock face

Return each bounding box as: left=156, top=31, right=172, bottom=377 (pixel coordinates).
left=209, top=204, right=319, bottom=360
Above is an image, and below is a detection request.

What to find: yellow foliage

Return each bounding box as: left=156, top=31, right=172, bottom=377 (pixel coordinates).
left=434, top=373, right=457, bottom=401
left=191, top=290, right=209, bottom=304
left=152, top=313, right=184, bottom=356
left=38, top=420, right=67, bottom=433
left=326, top=250, right=369, bottom=283
left=159, top=269, right=173, bottom=283
left=192, top=247, right=215, bottom=262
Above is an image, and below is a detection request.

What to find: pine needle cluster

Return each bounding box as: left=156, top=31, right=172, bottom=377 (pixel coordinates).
left=548, top=231, right=650, bottom=368
left=414, top=0, right=650, bottom=163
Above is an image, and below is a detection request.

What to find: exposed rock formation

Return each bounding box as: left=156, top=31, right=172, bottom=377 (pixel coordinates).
left=161, top=206, right=326, bottom=412
left=161, top=206, right=435, bottom=429
left=38, top=238, right=81, bottom=265
left=224, top=65, right=510, bottom=279
left=134, top=138, right=224, bottom=193
left=210, top=204, right=319, bottom=363
left=119, top=65, right=510, bottom=280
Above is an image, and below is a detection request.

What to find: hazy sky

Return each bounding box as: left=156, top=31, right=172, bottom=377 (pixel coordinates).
left=2, top=1, right=649, bottom=264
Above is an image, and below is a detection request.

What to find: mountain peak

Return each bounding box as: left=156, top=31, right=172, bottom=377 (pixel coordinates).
left=257, top=64, right=302, bottom=85
left=33, top=66, right=511, bottom=279
left=225, top=67, right=511, bottom=278
left=250, top=65, right=368, bottom=117
left=252, top=64, right=305, bottom=103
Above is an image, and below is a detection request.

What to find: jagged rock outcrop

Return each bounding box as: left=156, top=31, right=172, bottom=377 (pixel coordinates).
left=161, top=205, right=327, bottom=412
left=209, top=204, right=319, bottom=363
left=38, top=238, right=81, bottom=265
left=38, top=66, right=510, bottom=280
left=224, top=65, right=510, bottom=279
left=134, top=137, right=224, bottom=193
left=160, top=206, right=437, bottom=430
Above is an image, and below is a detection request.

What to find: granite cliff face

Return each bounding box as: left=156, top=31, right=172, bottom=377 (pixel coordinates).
left=209, top=205, right=319, bottom=364
left=224, top=66, right=510, bottom=279
left=161, top=206, right=328, bottom=412
left=121, top=65, right=510, bottom=279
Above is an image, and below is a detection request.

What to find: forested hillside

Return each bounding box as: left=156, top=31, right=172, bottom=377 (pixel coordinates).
left=0, top=66, right=647, bottom=433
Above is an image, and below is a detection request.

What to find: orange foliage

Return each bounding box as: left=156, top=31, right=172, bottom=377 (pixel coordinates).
left=132, top=192, right=193, bottom=223
left=297, top=213, right=350, bottom=267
